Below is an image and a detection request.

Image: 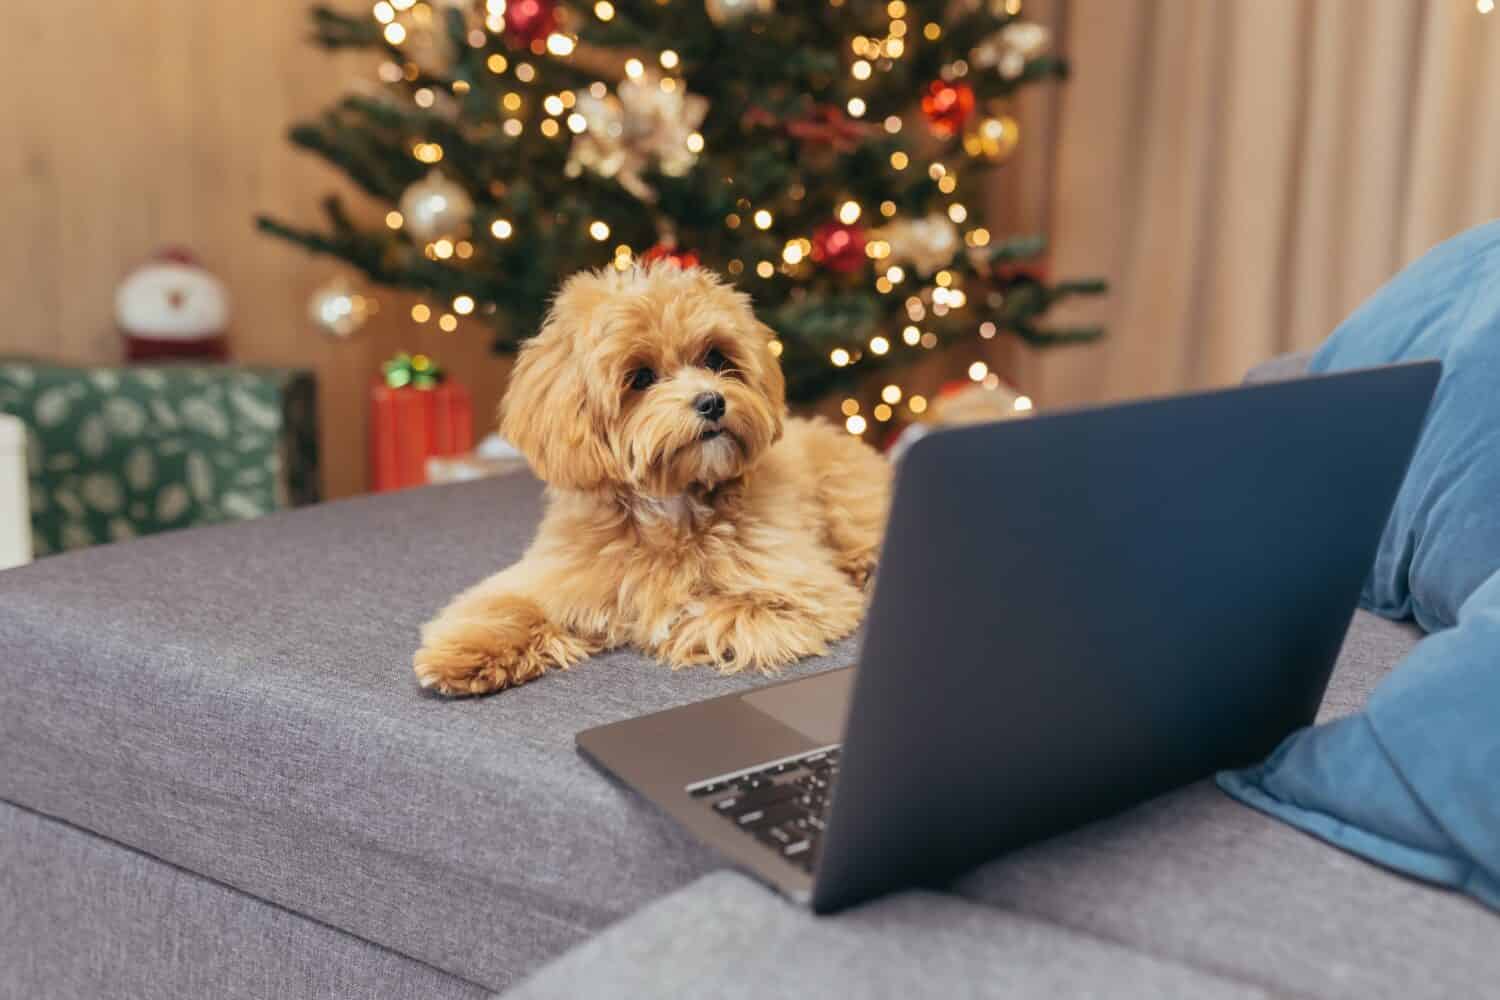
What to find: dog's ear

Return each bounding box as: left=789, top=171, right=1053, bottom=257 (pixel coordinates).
left=500, top=294, right=614, bottom=490
left=754, top=321, right=787, bottom=442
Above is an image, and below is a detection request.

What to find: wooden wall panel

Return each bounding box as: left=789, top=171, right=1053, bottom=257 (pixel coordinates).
left=0, top=0, right=514, bottom=499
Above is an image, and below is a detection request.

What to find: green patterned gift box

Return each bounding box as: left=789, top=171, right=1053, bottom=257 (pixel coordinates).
left=0, top=360, right=319, bottom=556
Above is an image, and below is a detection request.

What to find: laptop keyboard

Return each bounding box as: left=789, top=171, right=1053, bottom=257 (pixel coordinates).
left=687, top=746, right=840, bottom=873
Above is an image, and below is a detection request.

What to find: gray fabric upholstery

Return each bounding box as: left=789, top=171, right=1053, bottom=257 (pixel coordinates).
left=0, top=799, right=486, bottom=1000
left=506, top=872, right=1270, bottom=1000
left=0, top=473, right=854, bottom=991
left=1243, top=349, right=1315, bottom=383
left=954, top=780, right=1499, bottom=1000
left=1316, top=609, right=1423, bottom=723
left=949, top=613, right=1500, bottom=1000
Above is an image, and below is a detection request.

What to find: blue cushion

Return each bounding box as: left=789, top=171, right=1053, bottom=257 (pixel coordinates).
left=1308, top=220, right=1500, bottom=631
left=1217, top=567, right=1500, bottom=911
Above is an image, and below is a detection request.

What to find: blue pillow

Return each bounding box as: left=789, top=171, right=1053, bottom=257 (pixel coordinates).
left=1217, top=567, right=1500, bottom=911
left=1308, top=221, right=1500, bottom=631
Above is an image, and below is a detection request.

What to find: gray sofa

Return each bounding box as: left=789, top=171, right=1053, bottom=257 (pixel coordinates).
left=2, top=360, right=1495, bottom=998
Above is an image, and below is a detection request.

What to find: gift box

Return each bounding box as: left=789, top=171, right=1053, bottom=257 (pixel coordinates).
left=370, top=379, right=474, bottom=492
left=0, top=359, right=320, bottom=556
left=0, top=415, right=30, bottom=568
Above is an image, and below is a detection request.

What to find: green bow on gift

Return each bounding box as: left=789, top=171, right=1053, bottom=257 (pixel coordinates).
left=382, top=352, right=445, bottom=390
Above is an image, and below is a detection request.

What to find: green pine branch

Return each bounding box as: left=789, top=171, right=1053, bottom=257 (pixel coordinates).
left=260, top=0, right=1109, bottom=407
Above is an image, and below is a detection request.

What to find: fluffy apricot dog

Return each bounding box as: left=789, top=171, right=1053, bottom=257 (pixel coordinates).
left=414, top=264, right=890, bottom=696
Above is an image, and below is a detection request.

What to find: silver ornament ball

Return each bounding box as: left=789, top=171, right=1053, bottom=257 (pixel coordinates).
left=308, top=277, right=372, bottom=339
left=705, top=0, right=774, bottom=26
left=398, top=170, right=475, bottom=242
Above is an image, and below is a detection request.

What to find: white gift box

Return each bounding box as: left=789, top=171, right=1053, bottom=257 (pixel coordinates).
left=0, top=414, right=32, bottom=570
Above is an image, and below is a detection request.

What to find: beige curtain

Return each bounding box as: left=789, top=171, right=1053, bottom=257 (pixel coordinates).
left=1028, top=0, right=1500, bottom=406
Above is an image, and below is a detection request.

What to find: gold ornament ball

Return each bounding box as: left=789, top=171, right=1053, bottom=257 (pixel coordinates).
left=963, top=115, right=1021, bottom=163
left=308, top=278, right=372, bottom=339
left=705, top=0, right=774, bottom=25
left=398, top=170, right=475, bottom=242
left=876, top=214, right=960, bottom=277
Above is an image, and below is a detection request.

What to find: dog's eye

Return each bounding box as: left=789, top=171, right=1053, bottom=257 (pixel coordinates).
left=702, top=347, right=729, bottom=372
left=628, top=367, right=657, bottom=391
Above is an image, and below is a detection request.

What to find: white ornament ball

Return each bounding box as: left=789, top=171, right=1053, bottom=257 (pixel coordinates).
left=398, top=170, right=475, bottom=242
left=972, top=21, right=1050, bottom=79
left=705, top=0, right=774, bottom=25
left=1001, top=21, right=1051, bottom=59
left=308, top=277, right=371, bottom=339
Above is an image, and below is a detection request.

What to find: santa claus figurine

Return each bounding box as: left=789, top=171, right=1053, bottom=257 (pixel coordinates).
left=115, top=248, right=231, bottom=362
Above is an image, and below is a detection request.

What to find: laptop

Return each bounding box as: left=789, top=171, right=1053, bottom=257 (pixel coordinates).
left=577, top=362, right=1439, bottom=913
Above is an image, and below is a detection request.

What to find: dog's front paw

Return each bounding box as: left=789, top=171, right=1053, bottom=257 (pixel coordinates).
left=835, top=548, right=879, bottom=591
left=656, top=595, right=856, bottom=674
left=414, top=595, right=589, bottom=696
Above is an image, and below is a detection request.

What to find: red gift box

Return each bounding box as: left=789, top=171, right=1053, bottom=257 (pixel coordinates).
left=370, top=379, right=474, bottom=492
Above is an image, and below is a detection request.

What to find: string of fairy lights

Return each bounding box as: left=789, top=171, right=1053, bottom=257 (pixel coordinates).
left=348, top=0, right=1042, bottom=436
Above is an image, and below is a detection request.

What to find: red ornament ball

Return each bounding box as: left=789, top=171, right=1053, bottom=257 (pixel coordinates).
left=920, top=80, right=976, bottom=138
left=642, top=243, right=702, bottom=269
left=504, top=0, right=557, bottom=47
left=811, top=221, right=868, bottom=274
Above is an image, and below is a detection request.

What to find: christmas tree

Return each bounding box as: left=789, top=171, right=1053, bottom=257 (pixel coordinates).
left=259, top=0, right=1104, bottom=430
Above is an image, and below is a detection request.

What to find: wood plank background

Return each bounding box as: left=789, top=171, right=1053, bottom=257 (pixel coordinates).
left=0, top=0, right=1062, bottom=499
left=0, top=0, right=516, bottom=500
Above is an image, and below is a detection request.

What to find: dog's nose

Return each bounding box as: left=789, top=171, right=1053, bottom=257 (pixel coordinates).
left=693, top=391, right=726, bottom=422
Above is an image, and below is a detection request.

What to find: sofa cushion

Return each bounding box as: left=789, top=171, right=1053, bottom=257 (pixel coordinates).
left=507, top=871, right=1271, bottom=1000
left=0, top=472, right=853, bottom=992
left=0, top=800, right=487, bottom=1000
left=1219, top=566, right=1500, bottom=912
left=952, top=612, right=1500, bottom=1000
left=955, top=777, right=1498, bottom=1000
left=952, top=599, right=1496, bottom=999
left=1306, top=220, right=1500, bottom=631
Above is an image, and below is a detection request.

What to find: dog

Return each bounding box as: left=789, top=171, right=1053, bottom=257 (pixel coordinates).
left=414, top=264, right=891, bottom=696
